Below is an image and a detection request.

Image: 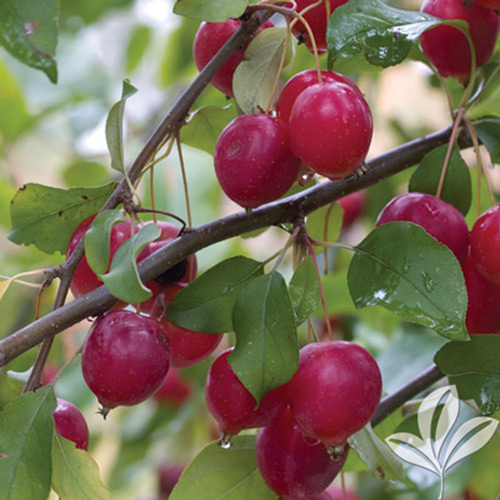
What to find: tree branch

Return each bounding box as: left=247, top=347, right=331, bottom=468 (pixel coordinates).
left=22, top=8, right=274, bottom=392
left=0, top=125, right=471, bottom=367
left=371, top=364, right=445, bottom=427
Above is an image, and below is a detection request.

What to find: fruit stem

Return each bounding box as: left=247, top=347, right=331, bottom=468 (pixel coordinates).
left=435, top=72, right=455, bottom=120
left=290, top=4, right=324, bottom=83
left=304, top=237, right=333, bottom=340
left=436, top=107, right=466, bottom=199
left=176, top=135, right=193, bottom=229
left=463, top=117, right=495, bottom=210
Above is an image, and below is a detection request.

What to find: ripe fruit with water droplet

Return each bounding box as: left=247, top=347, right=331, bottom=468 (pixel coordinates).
left=376, top=192, right=469, bottom=263
left=420, top=0, right=499, bottom=82
left=205, top=348, right=289, bottom=436
left=256, top=407, right=349, bottom=500
left=53, top=398, right=90, bottom=451
left=288, top=341, right=382, bottom=447
left=214, top=114, right=300, bottom=208
left=82, top=310, right=171, bottom=416
left=276, top=69, right=361, bottom=122
left=289, top=81, right=373, bottom=180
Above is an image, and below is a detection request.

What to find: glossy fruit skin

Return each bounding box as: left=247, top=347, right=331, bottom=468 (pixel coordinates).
left=276, top=70, right=361, bottom=122
left=160, top=315, right=223, bottom=369
left=193, top=19, right=273, bottom=97
left=53, top=398, right=90, bottom=451
left=82, top=310, right=171, bottom=412
left=291, top=0, right=349, bottom=54
left=338, top=190, right=365, bottom=228
left=375, top=192, right=470, bottom=263
left=66, top=215, right=137, bottom=298
left=205, top=348, right=289, bottom=436
left=288, top=341, right=382, bottom=447
left=470, top=204, right=500, bottom=284
left=153, top=367, right=192, bottom=407
left=214, top=114, right=301, bottom=208
left=420, top=0, right=499, bottom=81
left=462, top=250, right=500, bottom=334
left=256, top=408, right=348, bottom=500
left=137, top=222, right=197, bottom=316
left=312, top=486, right=360, bottom=500
left=289, top=82, right=373, bottom=180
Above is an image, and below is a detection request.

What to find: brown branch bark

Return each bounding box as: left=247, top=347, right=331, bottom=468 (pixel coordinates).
left=0, top=125, right=471, bottom=367
left=23, top=8, right=274, bottom=392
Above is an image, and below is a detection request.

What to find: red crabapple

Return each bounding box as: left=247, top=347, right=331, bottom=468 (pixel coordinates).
left=420, top=0, right=499, bottom=82
left=205, top=348, right=288, bottom=437
left=291, top=0, right=349, bottom=54
left=338, top=190, right=366, bottom=228
left=158, top=463, right=184, bottom=498
left=256, top=408, right=349, bottom=500
left=153, top=367, right=192, bottom=408
left=82, top=310, right=171, bottom=416
left=473, top=0, right=500, bottom=9
left=375, top=192, right=469, bottom=263
left=462, top=250, right=500, bottom=334
left=53, top=398, right=90, bottom=451
left=193, top=19, right=273, bottom=97
left=214, top=114, right=301, bottom=208
left=66, top=215, right=137, bottom=298
left=276, top=69, right=361, bottom=122
left=469, top=203, right=500, bottom=284
left=136, top=221, right=197, bottom=316
left=288, top=341, right=382, bottom=447
left=289, top=81, right=373, bottom=180
left=160, top=315, right=223, bottom=369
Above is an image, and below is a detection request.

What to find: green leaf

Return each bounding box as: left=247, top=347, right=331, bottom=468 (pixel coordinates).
left=52, top=434, right=112, bottom=500
left=0, top=386, right=57, bottom=500
left=8, top=182, right=119, bottom=255
left=469, top=63, right=500, bottom=119
left=289, top=256, right=320, bottom=326
left=409, top=144, right=471, bottom=216
left=474, top=116, right=500, bottom=164
left=234, top=28, right=293, bottom=114
left=434, top=335, right=500, bottom=415
left=169, top=436, right=276, bottom=500
left=0, top=62, right=31, bottom=140
left=306, top=202, right=343, bottom=248
left=327, top=0, right=467, bottom=70
left=100, top=223, right=161, bottom=303
left=84, top=210, right=128, bottom=276
left=172, top=0, right=248, bottom=23
left=231, top=272, right=299, bottom=402
left=347, top=222, right=468, bottom=341
left=62, top=160, right=109, bottom=188
left=165, top=256, right=264, bottom=333
left=348, top=424, right=406, bottom=482
left=180, top=105, right=237, bottom=155
left=126, top=24, right=151, bottom=73
left=105, top=79, right=138, bottom=173
left=0, top=0, right=58, bottom=82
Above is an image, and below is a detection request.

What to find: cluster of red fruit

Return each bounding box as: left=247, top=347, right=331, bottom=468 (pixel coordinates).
left=376, top=192, right=500, bottom=335
left=205, top=342, right=382, bottom=499
left=193, top=10, right=373, bottom=209
left=49, top=215, right=218, bottom=450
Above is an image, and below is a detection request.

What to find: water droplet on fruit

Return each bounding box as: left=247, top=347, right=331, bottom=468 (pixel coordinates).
left=421, top=271, right=435, bottom=293
left=219, top=433, right=232, bottom=449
